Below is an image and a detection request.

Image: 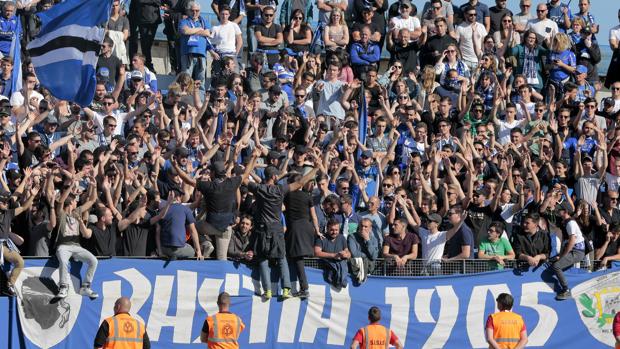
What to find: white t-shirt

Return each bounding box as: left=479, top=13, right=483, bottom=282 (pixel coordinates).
left=609, top=24, right=620, bottom=43
left=417, top=228, right=447, bottom=261
left=94, top=110, right=131, bottom=136
left=455, top=22, right=487, bottom=63
left=526, top=18, right=558, bottom=42
left=516, top=102, right=535, bottom=120
left=9, top=89, right=44, bottom=108
left=606, top=172, right=620, bottom=193
left=210, top=22, right=242, bottom=53
left=497, top=119, right=526, bottom=145
left=390, top=16, right=421, bottom=34
left=565, top=220, right=585, bottom=250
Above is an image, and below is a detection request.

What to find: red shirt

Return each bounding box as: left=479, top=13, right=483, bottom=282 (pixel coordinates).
left=353, top=324, right=399, bottom=346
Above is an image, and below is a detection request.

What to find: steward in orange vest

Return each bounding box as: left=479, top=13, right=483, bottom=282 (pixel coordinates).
left=350, top=306, right=403, bottom=349
left=486, top=293, right=528, bottom=349
left=94, top=297, right=150, bottom=349
left=201, top=292, right=246, bottom=349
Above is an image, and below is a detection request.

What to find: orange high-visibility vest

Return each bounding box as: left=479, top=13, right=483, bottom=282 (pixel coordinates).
left=360, top=324, right=390, bottom=349
left=103, top=313, right=145, bottom=349
left=491, top=311, right=525, bottom=349
left=206, top=312, right=245, bottom=349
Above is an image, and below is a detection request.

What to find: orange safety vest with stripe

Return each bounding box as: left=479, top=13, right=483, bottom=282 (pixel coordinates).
left=206, top=312, right=245, bottom=349
left=490, top=311, right=525, bottom=349
left=104, top=313, right=145, bottom=349
left=360, top=324, right=390, bottom=349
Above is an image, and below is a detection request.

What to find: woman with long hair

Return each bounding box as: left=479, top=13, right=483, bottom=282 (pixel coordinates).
left=284, top=9, right=312, bottom=54
left=323, top=8, right=349, bottom=52
left=434, top=43, right=470, bottom=85
left=493, top=14, right=520, bottom=57
left=548, top=33, right=576, bottom=99
left=107, top=0, right=129, bottom=64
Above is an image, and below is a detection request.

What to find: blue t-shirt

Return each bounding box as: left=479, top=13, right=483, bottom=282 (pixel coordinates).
left=160, top=203, right=196, bottom=247
left=547, top=2, right=572, bottom=33
left=548, top=50, right=575, bottom=82
left=0, top=16, right=18, bottom=56
left=179, top=16, right=210, bottom=56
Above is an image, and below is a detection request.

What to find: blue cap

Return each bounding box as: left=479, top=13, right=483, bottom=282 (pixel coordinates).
left=576, top=65, right=587, bottom=75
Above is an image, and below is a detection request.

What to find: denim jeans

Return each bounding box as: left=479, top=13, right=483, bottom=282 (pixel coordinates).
left=181, top=54, right=206, bottom=91
left=56, top=244, right=98, bottom=287
left=258, top=257, right=291, bottom=292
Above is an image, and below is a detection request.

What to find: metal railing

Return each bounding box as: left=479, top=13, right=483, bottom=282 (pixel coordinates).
left=1, top=257, right=606, bottom=295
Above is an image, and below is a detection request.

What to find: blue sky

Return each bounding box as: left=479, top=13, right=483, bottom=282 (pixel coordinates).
left=195, top=0, right=619, bottom=44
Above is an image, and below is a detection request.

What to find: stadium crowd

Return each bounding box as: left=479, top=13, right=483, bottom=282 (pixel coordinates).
left=0, top=0, right=620, bottom=301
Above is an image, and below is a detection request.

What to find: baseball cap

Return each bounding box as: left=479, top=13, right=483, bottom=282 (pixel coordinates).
left=267, top=150, right=285, bottom=160
left=360, top=149, right=373, bottom=158
left=269, top=85, right=282, bottom=95
left=576, top=65, right=587, bottom=75
left=130, top=70, right=143, bottom=80
left=428, top=213, right=443, bottom=224
left=294, top=144, right=307, bottom=154
left=400, top=0, right=411, bottom=8
left=46, top=116, right=59, bottom=124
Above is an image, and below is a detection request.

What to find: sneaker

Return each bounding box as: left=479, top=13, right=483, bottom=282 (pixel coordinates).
left=281, top=288, right=292, bottom=300
left=295, top=289, right=309, bottom=299
left=263, top=290, right=272, bottom=300
left=79, top=285, right=99, bottom=299
left=556, top=289, right=572, bottom=301
left=57, top=285, right=68, bottom=299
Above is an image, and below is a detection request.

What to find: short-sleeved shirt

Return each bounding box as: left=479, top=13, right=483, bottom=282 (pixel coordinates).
left=248, top=182, right=289, bottom=225
left=255, top=23, right=283, bottom=51
left=197, top=176, right=242, bottom=214
left=479, top=237, right=513, bottom=269
left=159, top=204, right=196, bottom=247
left=107, top=16, right=129, bottom=32
left=85, top=223, right=118, bottom=256
left=459, top=1, right=489, bottom=25
left=211, top=21, right=242, bottom=54
left=315, top=233, right=348, bottom=254
left=611, top=25, right=620, bottom=43
left=383, top=232, right=419, bottom=258
left=455, top=22, right=487, bottom=63
left=417, top=228, right=447, bottom=261
left=179, top=16, right=210, bottom=56
left=445, top=224, right=475, bottom=259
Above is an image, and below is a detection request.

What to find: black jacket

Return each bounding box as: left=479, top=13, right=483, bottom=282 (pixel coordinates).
left=129, top=0, right=162, bottom=25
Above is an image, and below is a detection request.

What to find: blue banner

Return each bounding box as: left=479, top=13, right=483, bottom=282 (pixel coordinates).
left=7, top=259, right=620, bottom=348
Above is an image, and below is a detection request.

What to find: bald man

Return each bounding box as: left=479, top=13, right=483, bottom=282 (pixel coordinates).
left=94, top=297, right=151, bottom=349
left=200, top=292, right=245, bottom=348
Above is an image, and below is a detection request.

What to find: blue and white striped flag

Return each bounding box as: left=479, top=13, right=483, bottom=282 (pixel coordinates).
left=358, top=83, right=368, bottom=147
left=8, top=17, right=22, bottom=97
left=26, top=0, right=112, bottom=106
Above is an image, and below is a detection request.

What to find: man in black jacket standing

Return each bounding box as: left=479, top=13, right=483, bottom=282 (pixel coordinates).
left=128, top=0, right=162, bottom=72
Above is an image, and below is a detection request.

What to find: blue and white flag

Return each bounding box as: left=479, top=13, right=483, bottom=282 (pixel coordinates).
left=8, top=16, right=22, bottom=97
left=26, top=0, right=112, bottom=106
left=358, top=83, right=367, bottom=147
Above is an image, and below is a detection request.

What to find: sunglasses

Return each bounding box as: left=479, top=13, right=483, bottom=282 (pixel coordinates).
left=295, top=94, right=306, bottom=98
left=446, top=49, right=456, bottom=53
left=394, top=66, right=402, bottom=69
left=474, top=109, right=484, bottom=112
left=263, top=13, right=274, bottom=17
left=103, top=102, right=114, bottom=106
left=537, top=9, right=547, bottom=13
left=398, top=95, right=409, bottom=99
left=294, top=16, right=303, bottom=19
left=536, top=108, right=545, bottom=112
left=585, top=105, right=597, bottom=109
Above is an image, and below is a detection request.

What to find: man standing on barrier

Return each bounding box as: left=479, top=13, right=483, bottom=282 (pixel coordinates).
left=94, top=297, right=150, bottom=349
left=485, top=293, right=528, bottom=349
left=350, top=306, right=403, bottom=349
left=200, top=292, right=245, bottom=349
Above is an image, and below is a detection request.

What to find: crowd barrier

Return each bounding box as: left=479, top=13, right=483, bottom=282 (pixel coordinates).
left=1, top=258, right=619, bottom=348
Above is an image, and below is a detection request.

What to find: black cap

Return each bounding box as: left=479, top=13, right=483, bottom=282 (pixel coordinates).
left=267, top=150, right=285, bottom=160
left=175, top=147, right=190, bottom=158
left=294, top=144, right=307, bottom=154
left=360, top=149, right=373, bottom=158
left=269, top=85, right=282, bottom=95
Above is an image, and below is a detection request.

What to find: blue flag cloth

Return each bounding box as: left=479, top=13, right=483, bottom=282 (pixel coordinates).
left=8, top=17, right=22, bottom=97
left=26, top=0, right=112, bottom=106
left=358, top=84, right=367, bottom=147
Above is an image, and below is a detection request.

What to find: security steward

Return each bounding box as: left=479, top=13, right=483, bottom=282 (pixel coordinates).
left=94, top=296, right=150, bottom=349
left=200, top=292, right=245, bottom=348
left=350, top=306, right=403, bottom=349
left=486, top=293, right=528, bottom=349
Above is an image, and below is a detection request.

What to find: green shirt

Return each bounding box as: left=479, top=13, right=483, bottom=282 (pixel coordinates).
left=479, top=237, right=513, bottom=270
